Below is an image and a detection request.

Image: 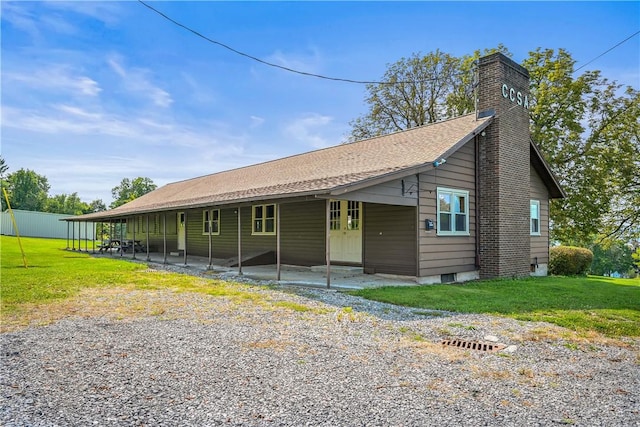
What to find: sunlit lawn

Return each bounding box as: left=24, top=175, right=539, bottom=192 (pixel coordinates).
left=0, top=236, right=259, bottom=317
left=2, top=236, right=639, bottom=338
left=351, top=275, right=640, bottom=338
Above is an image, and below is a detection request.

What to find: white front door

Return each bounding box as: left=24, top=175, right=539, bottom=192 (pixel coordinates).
left=177, top=212, right=186, bottom=250
left=330, top=200, right=363, bottom=263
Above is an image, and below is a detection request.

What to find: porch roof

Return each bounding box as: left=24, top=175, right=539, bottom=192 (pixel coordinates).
left=71, top=113, right=495, bottom=221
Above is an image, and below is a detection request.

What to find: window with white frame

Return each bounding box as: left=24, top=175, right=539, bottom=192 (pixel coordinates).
left=203, top=209, right=220, bottom=235
left=437, top=188, right=469, bottom=235
left=253, top=204, right=276, bottom=235
left=530, top=200, right=541, bottom=235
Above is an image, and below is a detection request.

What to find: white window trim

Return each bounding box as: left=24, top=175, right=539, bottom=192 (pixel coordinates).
left=252, top=204, right=277, bottom=235
left=202, top=209, right=221, bottom=236
left=436, top=187, right=470, bottom=236
left=530, top=200, right=541, bottom=236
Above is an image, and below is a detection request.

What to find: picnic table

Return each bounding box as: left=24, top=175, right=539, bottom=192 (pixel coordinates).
left=98, top=239, right=146, bottom=254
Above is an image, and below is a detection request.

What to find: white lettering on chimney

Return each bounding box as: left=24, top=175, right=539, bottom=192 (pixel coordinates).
left=501, top=83, right=529, bottom=109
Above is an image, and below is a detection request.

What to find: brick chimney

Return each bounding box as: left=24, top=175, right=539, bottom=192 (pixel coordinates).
left=477, top=53, right=531, bottom=278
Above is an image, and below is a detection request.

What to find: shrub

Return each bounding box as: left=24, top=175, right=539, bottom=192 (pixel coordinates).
left=549, top=246, right=593, bottom=276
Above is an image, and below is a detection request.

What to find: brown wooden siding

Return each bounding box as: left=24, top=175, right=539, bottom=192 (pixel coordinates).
left=418, top=139, right=477, bottom=277
left=364, top=203, right=416, bottom=276
left=530, top=166, right=550, bottom=264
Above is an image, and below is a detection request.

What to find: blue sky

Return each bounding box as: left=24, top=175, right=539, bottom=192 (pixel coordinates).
left=2, top=1, right=639, bottom=205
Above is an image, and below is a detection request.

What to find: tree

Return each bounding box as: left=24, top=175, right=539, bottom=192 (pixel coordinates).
left=110, top=177, right=157, bottom=209
left=44, top=193, right=90, bottom=215
left=89, top=199, right=107, bottom=213
left=524, top=48, right=640, bottom=245
left=3, top=168, right=50, bottom=211
left=348, top=46, right=511, bottom=142
left=0, top=156, right=8, bottom=179
left=590, top=241, right=634, bottom=277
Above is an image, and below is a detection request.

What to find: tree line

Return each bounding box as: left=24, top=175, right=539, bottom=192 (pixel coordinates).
left=0, top=157, right=156, bottom=215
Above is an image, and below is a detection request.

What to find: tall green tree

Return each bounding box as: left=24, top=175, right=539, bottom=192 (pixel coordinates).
left=3, top=168, right=50, bottom=211
left=524, top=48, right=640, bottom=245
left=110, top=177, right=157, bottom=209
left=89, top=199, right=107, bottom=213
left=348, top=46, right=511, bottom=142
left=44, top=193, right=91, bottom=215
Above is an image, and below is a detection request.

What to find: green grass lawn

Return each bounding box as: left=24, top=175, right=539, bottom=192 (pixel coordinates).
left=351, top=275, right=640, bottom=338
left=0, top=236, right=258, bottom=317
left=2, top=236, right=639, bottom=339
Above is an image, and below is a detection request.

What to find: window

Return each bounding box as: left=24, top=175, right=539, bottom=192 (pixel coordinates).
left=530, top=200, right=541, bottom=235
left=253, top=204, right=276, bottom=234
left=203, top=209, right=220, bottom=235
left=437, top=188, right=469, bottom=235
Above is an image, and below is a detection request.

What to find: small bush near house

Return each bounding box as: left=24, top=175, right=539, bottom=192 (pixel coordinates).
left=549, top=246, right=593, bottom=276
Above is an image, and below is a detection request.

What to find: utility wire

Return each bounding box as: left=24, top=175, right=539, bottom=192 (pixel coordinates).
left=574, top=29, right=640, bottom=73
left=137, top=0, right=463, bottom=85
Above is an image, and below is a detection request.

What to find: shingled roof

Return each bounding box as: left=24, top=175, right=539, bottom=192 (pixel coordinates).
left=72, top=113, right=496, bottom=221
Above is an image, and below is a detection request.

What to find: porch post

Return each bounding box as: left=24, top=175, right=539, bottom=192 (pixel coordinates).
left=132, top=217, right=136, bottom=260
left=146, top=215, right=150, bottom=261
left=109, top=220, right=114, bottom=256
left=276, top=203, right=281, bottom=281
left=237, top=207, right=242, bottom=276
left=183, top=211, right=188, bottom=266
left=163, top=213, right=167, bottom=264
left=78, top=221, right=81, bottom=252
left=84, top=221, right=88, bottom=252
left=119, top=219, right=124, bottom=257
left=208, top=209, right=213, bottom=270
left=72, top=221, right=75, bottom=250
left=66, top=221, right=70, bottom=250
left=325, top=199, right=331, bottom=289
left=91, top=222, right=95, bottom=254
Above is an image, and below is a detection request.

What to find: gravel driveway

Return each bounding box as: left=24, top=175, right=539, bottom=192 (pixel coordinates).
left=1, top=280, right=639, bottom=426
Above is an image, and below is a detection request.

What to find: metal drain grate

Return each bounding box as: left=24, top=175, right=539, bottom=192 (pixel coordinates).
left=441, top=339, right=505, bottom=352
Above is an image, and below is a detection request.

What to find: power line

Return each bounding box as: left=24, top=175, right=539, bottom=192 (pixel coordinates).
left=574, top=29, right=640, bottom=73
left=137, top=0, right=464, bottom=85
left=138, top=0, right=388, bottom=84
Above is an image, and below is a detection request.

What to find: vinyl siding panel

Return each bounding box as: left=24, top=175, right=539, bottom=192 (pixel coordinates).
left=148, top=201, right=326, bottom=265
left=339, top=178, right=418, bottom=206
left=363, top=203, right=416, bottom=276
left=418, top=140, right=478, bottom=277
left=530, top=166, right=550, bottom=264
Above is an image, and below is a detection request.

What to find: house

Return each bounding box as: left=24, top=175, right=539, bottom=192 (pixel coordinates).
left=67, top=53, right=564, bottom=284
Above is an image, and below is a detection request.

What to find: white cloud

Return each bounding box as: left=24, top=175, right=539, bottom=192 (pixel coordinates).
left=3, top=66, right=102, bottom=97
left=107, top=55, right=173, bottom=108
left=250, top=116, right=265, bottom=128
left=283, top=113, right=335, bottom=149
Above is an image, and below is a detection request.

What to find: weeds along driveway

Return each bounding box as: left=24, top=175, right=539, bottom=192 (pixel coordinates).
left=1, top=284, right=639, bottom=426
